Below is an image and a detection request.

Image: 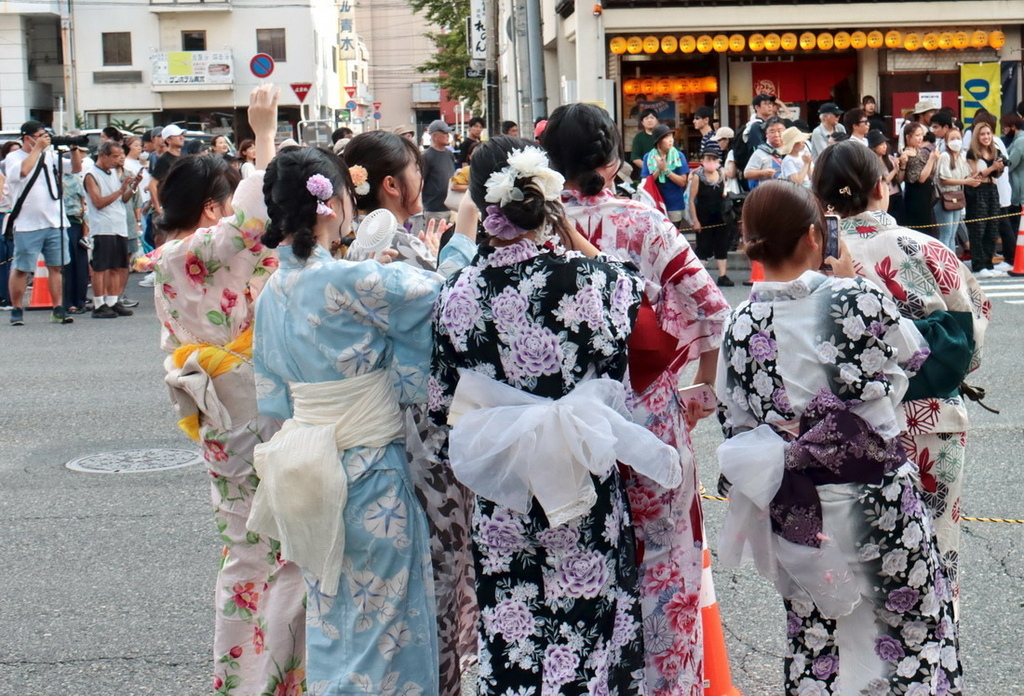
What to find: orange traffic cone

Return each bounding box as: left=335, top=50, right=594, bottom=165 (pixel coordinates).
left=28, top=256, right=54, bottom=309
left=700, top=545, right=741, bottom=696
left=742, top=261, right=764, bottom=286
left=1009, top=208, right=1024, bottom=277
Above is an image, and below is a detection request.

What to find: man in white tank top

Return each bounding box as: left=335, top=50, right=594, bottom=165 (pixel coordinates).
left=84, top=141, right=137, bottom=318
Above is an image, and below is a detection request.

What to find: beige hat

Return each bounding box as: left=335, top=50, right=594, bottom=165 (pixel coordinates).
left=713, top=126, right=735, bottom=141
left=912, top=99, right=939, bottom=115
left=392, top=124, right=415, bottom=137
left=778, top=127, right=811, bottom=156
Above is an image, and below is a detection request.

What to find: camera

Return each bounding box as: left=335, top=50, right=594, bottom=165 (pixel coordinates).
left=50, top=134, right=89, bottom=148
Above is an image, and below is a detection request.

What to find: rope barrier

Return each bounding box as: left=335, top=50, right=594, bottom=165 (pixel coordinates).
left=690, top=208, right=1020, bottom=234
left=699, top=493, right=1023, bottom=525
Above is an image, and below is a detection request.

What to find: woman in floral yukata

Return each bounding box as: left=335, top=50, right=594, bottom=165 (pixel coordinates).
left=153, top=85, right=306, bottom=695
left=717, top=180, right=962, bottom=695
left=813, top=141, right=990, bottom=619
left=344, top=130, right=478, bottom=696
left=543, top=103, right=731, bottom=696
left=247, top=139, right=477, bottom=695
left=429, top=136, right=685, bottom=696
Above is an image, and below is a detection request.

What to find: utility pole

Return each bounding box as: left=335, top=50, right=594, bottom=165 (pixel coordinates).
left=60, top=0, right=78, bottom=131
left=485, top=0, right=500, bottom=135
left=524, top=0, right=546, bottom=121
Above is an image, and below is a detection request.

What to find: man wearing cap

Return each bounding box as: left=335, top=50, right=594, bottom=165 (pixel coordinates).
left=422, top=119, right=456, bottom=227
left=84, top=141, right=136, bottom=319
left=148, top=124, right=185, bottom=238
left=811, top=103, right=846, bottom=158
left=4, top=121, right=83, bottom=325
left=744, top=94, right=777, bottom=149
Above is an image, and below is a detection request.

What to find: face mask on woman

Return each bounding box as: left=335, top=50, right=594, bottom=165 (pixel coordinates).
left=947, top=139, right=963, bottom=153
left=702, top=160, right=720, bottom=173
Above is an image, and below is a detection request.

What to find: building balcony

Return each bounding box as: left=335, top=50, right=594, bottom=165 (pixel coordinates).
left=150, top=51, right=233, bottom=91
left=149, top=0, right=231, bottom=13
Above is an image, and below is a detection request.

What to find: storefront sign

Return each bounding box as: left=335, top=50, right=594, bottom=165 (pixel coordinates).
left=151, top=51, right=233, bottom=86
left=960, top=63, right=1001, bottom=126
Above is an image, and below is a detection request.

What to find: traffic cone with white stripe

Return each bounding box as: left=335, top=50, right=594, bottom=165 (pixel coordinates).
left=28, top=255, right=53, bottom=309
left=1009, top=207, right=1024, bottom=277
left=700, top=543, right=741, bottom=696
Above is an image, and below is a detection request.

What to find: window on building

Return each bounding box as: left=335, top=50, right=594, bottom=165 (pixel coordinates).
left=256, top=28, right=286, bottom=62
left=102, top=32, right=132, bottom=67
left=182, top=31, right=207, bottom=52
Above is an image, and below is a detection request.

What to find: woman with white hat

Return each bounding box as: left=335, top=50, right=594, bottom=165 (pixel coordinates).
left=778, top=126, right=813, bottom=187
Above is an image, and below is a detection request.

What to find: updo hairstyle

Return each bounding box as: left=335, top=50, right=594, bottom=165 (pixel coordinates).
left=342, top=131, right=422, bottom=213
left=261, top=146, right=353, bottom=260
left=812, top=139, right=884, bottom=217
left=156, top=154, right=241, bottom=234
left=741, top=180, right=826, bottom=266
left=469, top=135, right=575, bottom=247
left=542, top=103, right=621, bottom=197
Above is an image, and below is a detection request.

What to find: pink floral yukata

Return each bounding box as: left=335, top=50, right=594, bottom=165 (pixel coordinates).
left=562, top=190, right=731, bottom=696
left=154, top=172, right=306, bottom=695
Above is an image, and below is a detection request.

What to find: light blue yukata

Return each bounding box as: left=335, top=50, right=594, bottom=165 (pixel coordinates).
left=253, top=236, right=474, bottom=696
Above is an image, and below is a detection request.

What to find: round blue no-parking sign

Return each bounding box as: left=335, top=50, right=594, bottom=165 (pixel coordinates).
left=250, top=53, right=274, bottom=78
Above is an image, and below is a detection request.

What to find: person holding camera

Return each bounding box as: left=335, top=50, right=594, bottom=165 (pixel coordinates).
left=84, top=141, right=139, bottom=318
left=5, top=120, right=82, bottom=326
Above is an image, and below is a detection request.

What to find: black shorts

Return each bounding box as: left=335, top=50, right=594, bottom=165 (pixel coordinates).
left=91, top=235, right=129, bottom=271
left=695, top=216, right=730, bottom=260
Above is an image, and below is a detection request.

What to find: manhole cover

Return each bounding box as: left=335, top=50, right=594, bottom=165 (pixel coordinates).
left=66, top=448, right=202, bottom=474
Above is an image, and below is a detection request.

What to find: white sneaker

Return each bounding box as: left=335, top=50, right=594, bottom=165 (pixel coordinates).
left=994, top=261, right=1012, bottom=272
left=988, top=269, right=1007, bottom=277
left=138, top=272, right=156, bottom=288
left=974, top=269, right=994, bottom=278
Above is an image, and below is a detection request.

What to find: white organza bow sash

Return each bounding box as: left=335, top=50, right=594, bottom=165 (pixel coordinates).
left=448, top=368, right=683, bottom=527
left=248, top=369, right=404, bottom=596
left=717, top=424, right=861, bottom=618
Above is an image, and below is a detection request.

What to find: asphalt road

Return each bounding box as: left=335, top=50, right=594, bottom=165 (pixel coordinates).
left=0, top=273, right=1020, bottom=695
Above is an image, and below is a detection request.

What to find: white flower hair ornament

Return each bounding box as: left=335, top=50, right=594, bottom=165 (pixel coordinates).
left=483, top=146, right=565, bottom=207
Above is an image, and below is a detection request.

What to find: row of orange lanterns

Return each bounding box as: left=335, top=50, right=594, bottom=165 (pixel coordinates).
left=609, top=30, right=1006, bottom=55
left=622, top=77, right=718, bottom=95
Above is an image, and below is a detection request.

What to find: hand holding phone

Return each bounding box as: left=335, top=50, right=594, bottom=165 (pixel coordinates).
left=679, top=382, right=717, bottom=431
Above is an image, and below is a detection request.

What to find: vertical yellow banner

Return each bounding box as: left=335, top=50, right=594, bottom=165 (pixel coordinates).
left=960, top=62, right=1001, bottom=126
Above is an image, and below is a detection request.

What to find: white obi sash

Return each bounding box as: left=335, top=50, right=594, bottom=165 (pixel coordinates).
left=247, top=369, right=404, bottom=596
left=717, top=425, right=861, bottom=618
left=448, top=368, right=683, bottom=528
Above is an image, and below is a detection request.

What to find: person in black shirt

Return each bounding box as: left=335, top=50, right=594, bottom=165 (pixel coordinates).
left=149, top=124, right=185, bottom=245
left=456, top=117, right=484, bottom=166
left=421, top=119, right=455, bottom=227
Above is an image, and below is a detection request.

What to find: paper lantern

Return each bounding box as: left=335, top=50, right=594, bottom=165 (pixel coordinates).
left=748, top=33, right=765, bottom=52
left=696, top=35, right=714, bottom=53
left=937, top=32, right=954, bottom=50
left=609, top=37, right=627, bottom=55
left=643, top=36, right=660, bottom=54
left=673, top=78, right=686, bottom=93
left=623, top=79, right=640, bottom=96
left=656, top=78, right=673, bottom=94
left=640, top=79, right=656, bottom=93
left=990, top=31, right=1006, bottom=49
left=922, top=33, right=938, bottom=51
left=680, top=36, right=696, bottom=53
left=781, top=33, right=799, bottom=51
left=817, top=33, right=834, bottom=50
left=712, top=34, right=729, bottom=52
left=866, top=31, right=884, bottom=48
left=850, top=31, right=867, bottom=49
left=728, top=34, right=746, bottom=52
left=661, top=36, right=678, bottom=53
left=626, top=36, right=643, bottom=54
left=703, top=76, right=719, bottom=92
left=799, top=32, right=816, bottom=50
left=833, top=31, right=851, bottom=50
left=952, top=32, right=970, bottom=49
left=764, top=33, right=781, bottom=51
left=970, top=31, right=988, bottom=48
left=904, top=33, right=921, bottom=51
left=884, top=31, right=902, bottom=49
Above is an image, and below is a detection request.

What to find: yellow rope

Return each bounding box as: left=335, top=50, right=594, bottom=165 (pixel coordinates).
left=699, top=494, right=1023, bottom=525
left=699, top=209, right=1022, bottom=233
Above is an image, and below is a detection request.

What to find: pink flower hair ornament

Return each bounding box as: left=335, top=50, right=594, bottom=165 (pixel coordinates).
left=306, top=173, right=336, bottom=218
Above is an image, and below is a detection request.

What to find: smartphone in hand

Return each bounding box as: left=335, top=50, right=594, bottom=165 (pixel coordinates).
left=822, top=213, right=841, bottom=271
left=678, top=382, right=716, bottom=411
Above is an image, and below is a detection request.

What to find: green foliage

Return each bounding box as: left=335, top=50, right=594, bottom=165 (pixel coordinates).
left=109, top=118, right=147, bottom=134
left=406, top=0, right=483, bottom=111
